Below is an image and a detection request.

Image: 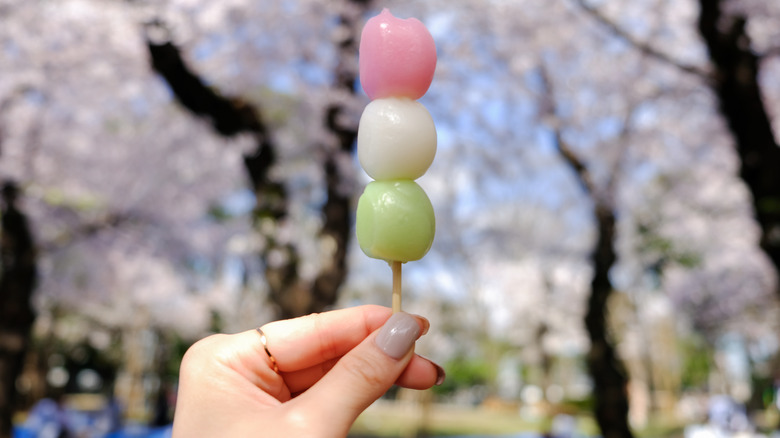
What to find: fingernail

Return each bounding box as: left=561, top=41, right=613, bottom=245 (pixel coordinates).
left=434, top=363, right=446, bottom=386
left=413, top=314, right=430, bottom=336
left=375, top=312, right=421, bottom=359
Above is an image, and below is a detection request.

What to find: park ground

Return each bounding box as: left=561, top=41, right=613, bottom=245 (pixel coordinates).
left=349, top=399, right=689, bottom=437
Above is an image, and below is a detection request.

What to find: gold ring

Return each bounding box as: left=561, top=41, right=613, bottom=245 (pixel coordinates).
left=256, top=327, right=279, bottom=373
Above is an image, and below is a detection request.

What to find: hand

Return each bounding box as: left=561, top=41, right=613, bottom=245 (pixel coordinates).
left=171, top=305, right=445, bottom=437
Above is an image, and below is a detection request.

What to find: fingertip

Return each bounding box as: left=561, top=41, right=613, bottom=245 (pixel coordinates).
left=396, top=354, right=446, bottom=389
left=375, top=312, right=421, bottom=359
left=292, top=314, right=420, bottom=433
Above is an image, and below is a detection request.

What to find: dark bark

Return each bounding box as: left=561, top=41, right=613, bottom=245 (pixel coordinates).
left=584, top=205, right=633, bottom=438
left=698, top=0, right=780, bottom=292
left=146, top=33, right=303, bottom=318
left=265, top=0, right=372, bottom=318
left=145, top=2, right=370, bottom=318
left=575, top=0, right=780, bottom=291
left=557, top=158, right=633, bottom=438
left=0, top=182, right=38, bottom=438
left=540, top=67, right=634, bottom=438
left=304, top=0, right=372, bottom=316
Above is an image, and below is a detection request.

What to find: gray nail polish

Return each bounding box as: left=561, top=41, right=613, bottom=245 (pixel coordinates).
left=375, top=312, right=421, bottom=359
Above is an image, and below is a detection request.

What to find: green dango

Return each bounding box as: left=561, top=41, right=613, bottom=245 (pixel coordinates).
left=356, top=180, right=435, bottom=263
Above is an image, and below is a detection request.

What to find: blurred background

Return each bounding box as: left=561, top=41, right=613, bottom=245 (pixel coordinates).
left=1, top=0, right=780, bottom=437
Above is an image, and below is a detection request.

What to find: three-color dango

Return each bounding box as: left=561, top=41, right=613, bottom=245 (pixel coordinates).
left=356, top=9, right=437, bottom=266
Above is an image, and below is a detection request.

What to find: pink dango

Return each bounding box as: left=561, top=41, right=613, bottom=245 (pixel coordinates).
left=358, top=8, right=437, bottom=100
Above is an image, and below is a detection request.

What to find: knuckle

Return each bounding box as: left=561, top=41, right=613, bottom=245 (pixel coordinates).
left=180, top=334, right=226, bottom=371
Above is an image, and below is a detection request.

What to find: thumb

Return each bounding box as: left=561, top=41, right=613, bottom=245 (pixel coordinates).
left=293, top=312, right=422, bottom=434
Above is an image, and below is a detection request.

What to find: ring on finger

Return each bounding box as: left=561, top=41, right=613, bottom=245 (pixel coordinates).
left=256, top=327, right=279, bottom=373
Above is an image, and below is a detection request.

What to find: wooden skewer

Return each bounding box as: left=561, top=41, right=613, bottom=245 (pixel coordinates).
left=392, top=260, right=402, bottom=313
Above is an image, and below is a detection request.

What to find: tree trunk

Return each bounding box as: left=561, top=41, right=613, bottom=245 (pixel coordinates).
left=541, top=66, right=634, bottom=437
left=558, top=158, right=633, bottom=438
left=584, top=205, right=633, bottom=438
left=302, top=0, right=373, bottom=317
left=698, top=0, right=780, bottom=292
left=146, top=0, right=371, bottom=318
left=0, top=182, right=38, bottom=438
left=146, top=34, right=297, bottom=317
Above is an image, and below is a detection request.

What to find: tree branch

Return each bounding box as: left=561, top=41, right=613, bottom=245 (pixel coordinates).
left=38, top=211, right=135, bottom=254
left=144, top=20, right=302, bottom=317
left=573, top=0, right=711, bottom=80
left=537, top=67, right=599, bottom=201
left=143, top=7, right=369, bottom=318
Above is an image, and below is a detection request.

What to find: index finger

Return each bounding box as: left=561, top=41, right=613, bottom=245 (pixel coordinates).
left=258, top=305, right=428, bottom=372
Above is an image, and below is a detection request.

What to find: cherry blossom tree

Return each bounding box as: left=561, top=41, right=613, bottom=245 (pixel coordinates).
left=395, top=0, right=779, bottom=435
left=2, top=0, right=779, bottom=436
left=145, top=0, right=373, bottom=319
left=1, top=0, right=254, bottom=431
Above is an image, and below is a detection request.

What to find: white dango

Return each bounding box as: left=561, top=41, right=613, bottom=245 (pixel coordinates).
left=357, top=97, right=437, bottom=181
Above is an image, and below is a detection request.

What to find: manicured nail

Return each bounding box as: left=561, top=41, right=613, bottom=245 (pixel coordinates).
left=434, top=362, right=446, bottom=386
left=413, top=314, right=430, bottom=336
left=375, top=312, right=421, bottom=359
